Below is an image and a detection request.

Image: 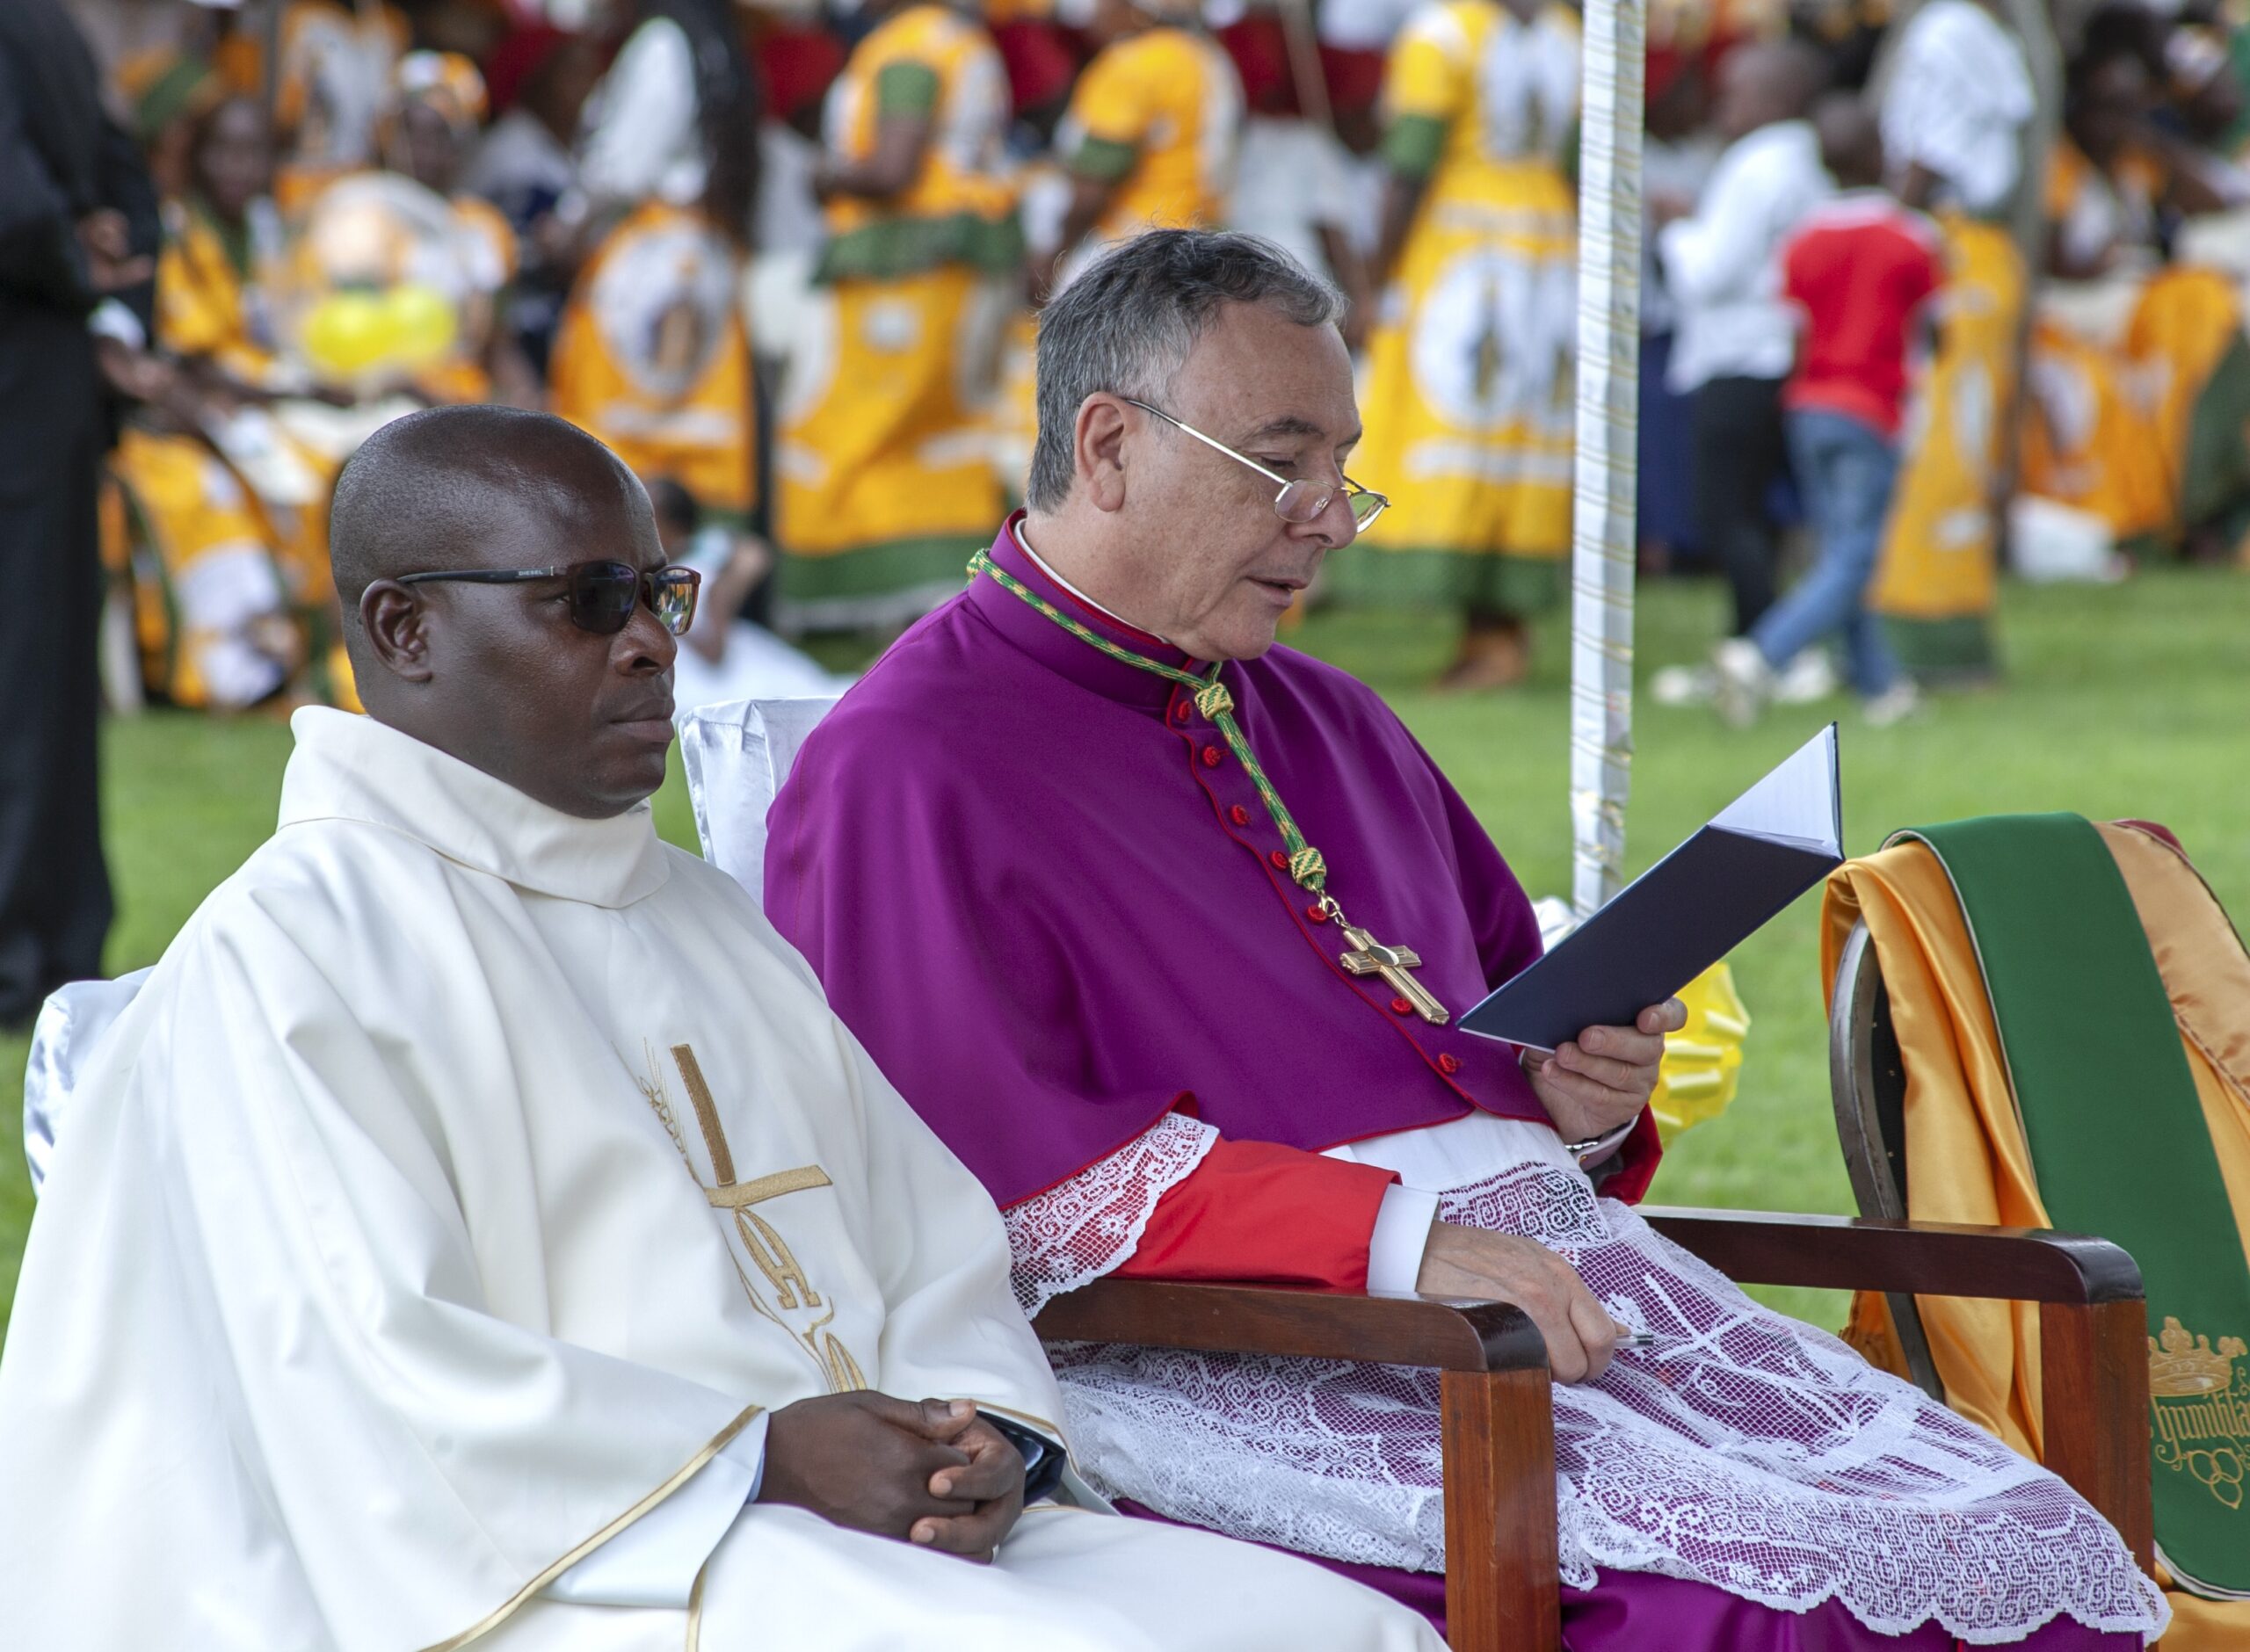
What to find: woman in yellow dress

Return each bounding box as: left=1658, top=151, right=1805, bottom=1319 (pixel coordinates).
left=775, top=0, right=1021, bottom=632
left=1868, top=0, right=2032, bottom=684
left=985, top=0, right=1241, bottom=500
left=1339, top=0, right=1580, bottom=690
left=548, top=0, right=760, bottom=530
left=1041, top=0, right=1243, bottom=286
left=109, top=91, right=340, bottom=709
left=2019, top=41, right=2250, bottom=560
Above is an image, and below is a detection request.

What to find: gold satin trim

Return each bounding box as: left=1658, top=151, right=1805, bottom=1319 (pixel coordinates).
left=672, top=1043, right=737, bottom=1186
left=1822, top=843, right=2056, bottom=1458
left=685, top=1554, right=711, bottom=1652
left=706, top=1166, right=833, bottom=1208
left=416, top=1403, right=764, bottom=1652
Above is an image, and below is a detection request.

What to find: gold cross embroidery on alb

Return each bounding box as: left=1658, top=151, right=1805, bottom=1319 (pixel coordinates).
left=638, top=1041, right=867, bottom=1392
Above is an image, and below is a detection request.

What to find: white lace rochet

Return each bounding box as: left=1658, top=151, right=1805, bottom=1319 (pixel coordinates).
left=1020, top=1141, right=2171, bottom=1646
left=1004, top=1112, right=1217, bottom=1316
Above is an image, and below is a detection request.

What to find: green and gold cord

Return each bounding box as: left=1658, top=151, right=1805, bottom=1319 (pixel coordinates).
left=969, top=549, right=1330, bottom=895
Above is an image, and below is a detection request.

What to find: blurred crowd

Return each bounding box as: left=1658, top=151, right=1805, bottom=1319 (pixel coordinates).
left=13, top=0, right=2250, bottom=721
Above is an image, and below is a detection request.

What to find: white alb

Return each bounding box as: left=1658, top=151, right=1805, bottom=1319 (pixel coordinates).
left=0, top=709, right=1441, bottom=1652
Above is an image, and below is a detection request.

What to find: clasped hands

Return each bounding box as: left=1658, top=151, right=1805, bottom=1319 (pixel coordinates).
left=1416, top=998, right=1686, bottom=1386
left=761, top=1392, right=1025, bottom=1562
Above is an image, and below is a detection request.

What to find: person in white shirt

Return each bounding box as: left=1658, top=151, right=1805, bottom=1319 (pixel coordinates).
left=0, top=404, right=1442, bottom=1652
left=1880, top=0, right=2034, bottom=219
left=570, top=0, right=760, bottom=242
left=1656, top=39, right=1831, bottom=641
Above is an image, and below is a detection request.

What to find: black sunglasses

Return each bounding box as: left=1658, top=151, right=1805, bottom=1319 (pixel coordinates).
left=396, top=561, right=701, bottom=636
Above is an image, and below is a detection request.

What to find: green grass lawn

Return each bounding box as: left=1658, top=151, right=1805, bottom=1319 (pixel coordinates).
left=4, top=567, right=2247, bottom=1341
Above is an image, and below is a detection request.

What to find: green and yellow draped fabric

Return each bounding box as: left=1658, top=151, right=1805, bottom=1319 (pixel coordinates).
left=1823, top=815, right=2250, bottom=1641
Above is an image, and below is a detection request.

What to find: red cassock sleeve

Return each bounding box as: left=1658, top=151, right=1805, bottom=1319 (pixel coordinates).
left=1111, top=1136, right=1400, bottom=1293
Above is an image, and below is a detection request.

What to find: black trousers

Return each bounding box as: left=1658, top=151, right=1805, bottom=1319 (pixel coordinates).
left=0, top=304, right=111, bottom=1023
left=1689, top=373, right=1789, bottom=637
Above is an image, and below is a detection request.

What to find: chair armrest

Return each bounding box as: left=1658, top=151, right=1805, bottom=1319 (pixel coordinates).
left=1643, top=1207, right=2145, bottom=1304
left=1031, top=1278, right=1547, bottom=1372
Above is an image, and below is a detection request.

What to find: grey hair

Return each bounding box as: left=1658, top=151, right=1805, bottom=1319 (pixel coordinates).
left=1026, top=228, right=1346, bottom=511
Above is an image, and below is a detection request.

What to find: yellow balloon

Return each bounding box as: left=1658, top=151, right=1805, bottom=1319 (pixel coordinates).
left=301, top=292, right=389, bottom=379
left=1649, top=961, right=1752, bottom=1147
left=380, top=283, right=458, bottom=369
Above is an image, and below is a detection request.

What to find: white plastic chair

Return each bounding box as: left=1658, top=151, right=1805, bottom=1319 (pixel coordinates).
left=676, top=696, right=842, bottom=906
left=22, top=967, right=152, bottom=1197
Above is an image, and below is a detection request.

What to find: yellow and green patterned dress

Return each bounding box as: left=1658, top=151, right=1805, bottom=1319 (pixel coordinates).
left=776, top=1, right=1021, bottom=630
left=1338, top=0, right=1579, bottom=615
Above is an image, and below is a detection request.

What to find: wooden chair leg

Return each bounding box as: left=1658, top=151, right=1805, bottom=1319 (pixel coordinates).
left=2039, top=1298, right=2155, bottom=1572
left=1441, top=1367, right=1562, bottom=1651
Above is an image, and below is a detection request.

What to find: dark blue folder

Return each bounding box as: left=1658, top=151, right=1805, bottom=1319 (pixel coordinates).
left=1462, top=725, right=1842, bottom=1052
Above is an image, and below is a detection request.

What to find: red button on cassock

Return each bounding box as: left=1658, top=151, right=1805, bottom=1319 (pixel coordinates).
left=1172, top=701, right=1192, bottom=723
left=1269, top=851, right=1290, bottom=870
left=1390, top=996, right=1414, bottom=1016
left=1201, top=744, right=1223, bottom=768
left=1306, top=903, right=1330, bottom=924
left=1438, top=1053, right=1462, bottom=1076
left=1230, top=805, right=1251, bottom=826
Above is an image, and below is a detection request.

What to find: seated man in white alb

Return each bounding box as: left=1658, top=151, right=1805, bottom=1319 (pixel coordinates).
left=0, top=406, right=1440, bottom=1652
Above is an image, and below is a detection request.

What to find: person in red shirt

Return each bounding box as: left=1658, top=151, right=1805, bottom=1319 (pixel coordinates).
left=1713, top=92, right=1941, bottom=726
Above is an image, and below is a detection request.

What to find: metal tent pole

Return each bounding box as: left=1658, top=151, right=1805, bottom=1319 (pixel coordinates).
left=1568, top=0, right=1645, bottom=917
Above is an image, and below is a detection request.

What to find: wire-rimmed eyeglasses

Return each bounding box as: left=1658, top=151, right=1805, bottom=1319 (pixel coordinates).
left=1124, top=399, right=1389, bottom=533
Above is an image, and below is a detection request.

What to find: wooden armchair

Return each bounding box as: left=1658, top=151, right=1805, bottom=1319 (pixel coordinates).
left=1034, top=1209, right=2152, bottom=1652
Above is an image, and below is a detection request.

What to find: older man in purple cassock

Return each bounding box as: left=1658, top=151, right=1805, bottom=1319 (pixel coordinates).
left=762, top=230, right=2167, bottom=1649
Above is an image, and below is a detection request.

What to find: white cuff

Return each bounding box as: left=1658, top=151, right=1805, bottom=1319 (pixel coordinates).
left=1570, top=1116, right=1639, bottom=1169
left=88, top=299, right=146, bottom=350
left=543, top=1410, right=769, bottom=1608
left=1365, top=1185, right=1441, bottom=1295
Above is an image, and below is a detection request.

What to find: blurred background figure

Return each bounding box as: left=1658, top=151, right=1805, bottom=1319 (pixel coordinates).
left=460, top=26, right=601, bottom=373
left=0, top=0, right=146, bottom=1025
left=775, top=0, right=1019, bottom=633
left=380, top=49, right=541, bottom=407
left=1637, top=55, right=1720, bottom=583
left=267, top=0, right=410, bottom=209
left=1038, top=0, right=1243, bottom=293
left=648, top=475, right=853, bottom=714
left=2015, top=5, right=2250, bottom=571
left=121, top=92, right=356, bottom=708
left=1339, top=0, right=1583, bottom=690
left=1710, top=94, right=1937, bottom=728
left=1656, top=39, right=1830, bottom=668
left=548, top=0, right=762, bottom=532
left=1862, top=0, right=2031, bottom=685
left=1219, top=6, right=1374, bottom=310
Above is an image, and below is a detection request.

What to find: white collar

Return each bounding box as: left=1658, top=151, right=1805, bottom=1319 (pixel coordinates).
left=1015, top=523, right=1170, bottom=643
left=278, top=707, right=671, bottom=909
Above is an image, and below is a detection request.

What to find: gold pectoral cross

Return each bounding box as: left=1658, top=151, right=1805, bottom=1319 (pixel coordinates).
left=1339, top=925, right=1451, bottom=1025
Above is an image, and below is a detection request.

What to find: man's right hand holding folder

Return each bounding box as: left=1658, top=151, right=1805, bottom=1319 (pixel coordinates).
left=1425, top=727, right=1847, bottom=1385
